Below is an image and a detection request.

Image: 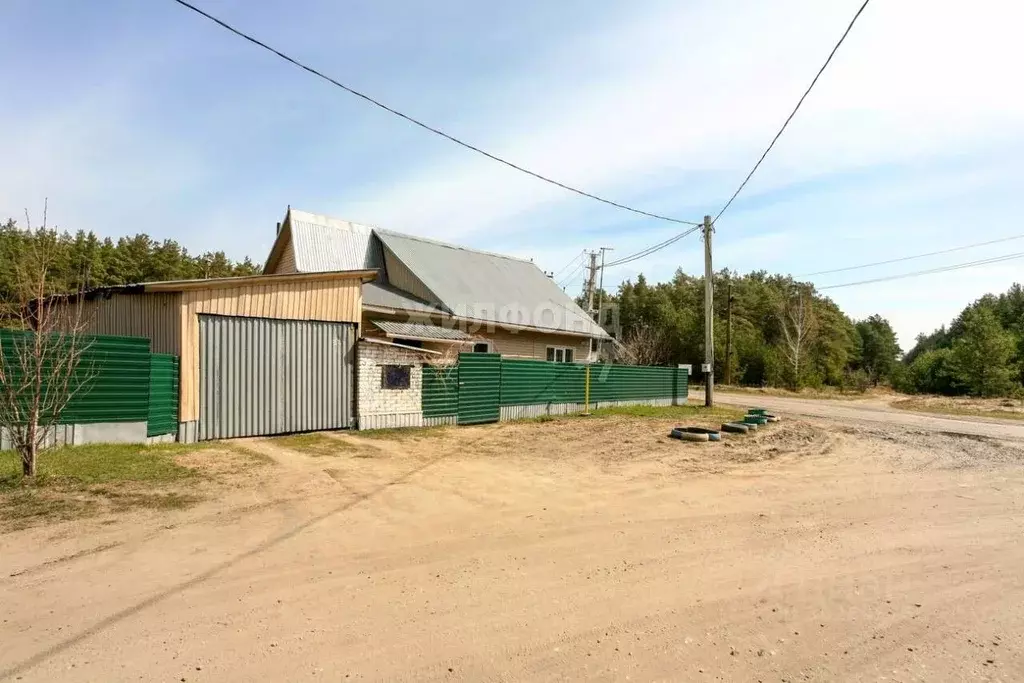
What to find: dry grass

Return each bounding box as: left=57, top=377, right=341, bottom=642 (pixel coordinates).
left=714, top=384, right=892, bottom=401
left=271, top=432, right=357, bottom=457
left=0, top=442, right=269, bottom=531
left=355, top=426, right=451, bottom=441
left=892, top=396, right=1024, bottom=422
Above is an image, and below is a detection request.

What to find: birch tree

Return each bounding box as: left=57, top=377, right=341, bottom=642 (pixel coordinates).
left=0, top=207, right=92, bottom=477
left=779, top=289, right=816, bottom=389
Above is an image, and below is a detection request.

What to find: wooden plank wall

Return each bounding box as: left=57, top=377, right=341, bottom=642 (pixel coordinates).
left=73, top=293, right=183, bottom=354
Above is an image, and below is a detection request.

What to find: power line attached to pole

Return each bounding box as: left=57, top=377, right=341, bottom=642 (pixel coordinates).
left=702, top=215, right=715, bottom=408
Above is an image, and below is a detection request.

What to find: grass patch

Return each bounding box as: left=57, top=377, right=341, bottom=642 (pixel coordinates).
left=0, top=443, right=212, bottom=531
left=1, top=443, right=201, bottom=489
left=892, top=398, right=1024, bottom=422
left=271, top=432, right=352, bottom=457
left=356, top=426, right=450, bottom=441
left=589, top=404, right=746, bottom=421
left=513, top=404, right=746, bottom=424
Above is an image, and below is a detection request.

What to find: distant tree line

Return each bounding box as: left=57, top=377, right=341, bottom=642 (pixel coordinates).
left=588, top=269, right=1022, bottom=397
left=588, top=269, right=899, bottom=392
left=895, top=284, right=1023, bottom=397
left=0, top=218, right=260, bottom=310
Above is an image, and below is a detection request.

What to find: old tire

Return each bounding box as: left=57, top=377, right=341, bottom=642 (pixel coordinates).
left=743, top=415, right=769, bottom=425
left=765, top=414, right=781, bottom=423
left=670, top=428, right=710, bottom=442
left=748, top=408, right=769, bottom=415
left=722, top=422, right=749, bottom=434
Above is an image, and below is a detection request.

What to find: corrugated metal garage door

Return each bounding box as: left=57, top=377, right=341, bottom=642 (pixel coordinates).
left=198, top=315, right=354, bottom=440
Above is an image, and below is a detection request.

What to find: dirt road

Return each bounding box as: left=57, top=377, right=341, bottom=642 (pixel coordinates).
left=2, top=416, right=1024, bottom=681
left=703, top=390, right=1024, bottom=442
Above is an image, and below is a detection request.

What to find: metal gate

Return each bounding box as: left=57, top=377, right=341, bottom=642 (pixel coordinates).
left=199, top=315, right=355, bottom=440
left=457, top=352, right=501, bottom=425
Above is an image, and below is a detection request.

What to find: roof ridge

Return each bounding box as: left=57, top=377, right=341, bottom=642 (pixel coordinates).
left=374, top=228, right=535, bottom=264
left=288, top=207, right=379, bottom=232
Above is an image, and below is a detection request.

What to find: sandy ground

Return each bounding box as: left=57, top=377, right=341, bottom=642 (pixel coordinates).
left=2, top=411, right=1024, bottom=682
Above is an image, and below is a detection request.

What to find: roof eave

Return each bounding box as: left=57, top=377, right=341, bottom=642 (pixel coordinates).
left=142, top=269, right=379, bottom=293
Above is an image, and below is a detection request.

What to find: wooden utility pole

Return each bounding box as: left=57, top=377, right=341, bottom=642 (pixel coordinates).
left=724, top=282, right=734, bottom=386
left=585, top=250, right=599, bottom=313
left=703, top=215, right=715, bottom=407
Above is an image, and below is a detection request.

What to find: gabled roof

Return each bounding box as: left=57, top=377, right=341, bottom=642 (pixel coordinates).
left=264, top=208, right=609, bottom=339
left=375, top=230, right=607, bottom=338
left=265, top=209, right=382, bottom=273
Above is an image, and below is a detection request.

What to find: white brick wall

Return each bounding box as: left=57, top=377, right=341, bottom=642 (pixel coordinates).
left=357, top=341, right=425, bottom=429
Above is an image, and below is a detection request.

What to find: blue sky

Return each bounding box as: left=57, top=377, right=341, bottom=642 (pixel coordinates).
left=2, top=0, right=1022, bottom=349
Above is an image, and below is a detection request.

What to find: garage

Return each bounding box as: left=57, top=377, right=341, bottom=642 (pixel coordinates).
left=198, top=315, right=356, bottom=440
left=53, top=269, right=376, bottom=442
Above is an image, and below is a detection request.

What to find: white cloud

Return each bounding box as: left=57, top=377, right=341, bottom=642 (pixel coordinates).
left=341, top=0, right=1024, bottom=243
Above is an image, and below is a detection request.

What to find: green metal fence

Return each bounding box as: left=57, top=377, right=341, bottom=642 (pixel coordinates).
left=499, top=359, right=586, bottom=405
left=588, top=364, right=688, bottom=402
left=0, top=331, right=151, bottom=424
left=456, top=353, right=502, bottom=424
left=421, top=357, right=689, bottom=422
left=0, top=331, right=180, bottom=434
left=422, top=365, right=459, bottom=419
left=148, top=354, right=180, bottom=437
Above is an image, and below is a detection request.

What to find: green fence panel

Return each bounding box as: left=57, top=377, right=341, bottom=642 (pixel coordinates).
left=0, top=331, right=151, bottom=424
left=588, top=364, right=682, bottom=402
left=422, top=365, right=459, bottom=418
left=148, top=354, right=179, bottom=437
left=499, top=359, right=587, bottom=405
left=456, top=353, right=501, bottom=424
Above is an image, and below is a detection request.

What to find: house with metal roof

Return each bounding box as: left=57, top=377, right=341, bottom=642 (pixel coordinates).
left=264, top=208, right=610, bottom=362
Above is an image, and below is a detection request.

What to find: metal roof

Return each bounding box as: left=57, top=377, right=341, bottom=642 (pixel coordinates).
left=74, top=269, right=377, bottom=300
left=275, top=208, right=609, bottom=339
left=371, top=320, right=472, bottom=342
left=362, top=281, right=442, bottom=314
left=375, top=230, right=609, bottom=338
left=288, top=209, right=384, bottom=272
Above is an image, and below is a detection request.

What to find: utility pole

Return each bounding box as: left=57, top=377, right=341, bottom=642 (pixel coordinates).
left=724, top=281, right=734, bottom=386
left=703, top=215, right=714, bottom=407
left=585, top=250, right=600, bottom=313
left=594, top=247, right=612, bottom=362
left=595, top=247, right=612, bottom=320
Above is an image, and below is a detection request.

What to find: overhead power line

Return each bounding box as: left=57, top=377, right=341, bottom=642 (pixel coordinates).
left=558, top=262, right=587, bottom=288
left=551, top=249, right=585, bottom=280
left=169, top=0, right=702, bottom=227
left=713, top=0, right=873, bottom=224
left=603, top=1, right=873, bottom=270
left=799, top=232, right=1024, bottom=277
left=604, top=225, right=703, bottom=268
left=817, top=251, right=1024, bottom=290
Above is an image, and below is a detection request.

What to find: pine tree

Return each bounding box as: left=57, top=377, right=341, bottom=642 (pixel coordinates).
left=949, top=306, right=1017, bottom=397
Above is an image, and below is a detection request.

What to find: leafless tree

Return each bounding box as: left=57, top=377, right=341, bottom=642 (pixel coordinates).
left=615, top=325, right=668, bottom=366
left=778, top=289, right=816, bottom=389
left=0, top=205, right=93, bottom=477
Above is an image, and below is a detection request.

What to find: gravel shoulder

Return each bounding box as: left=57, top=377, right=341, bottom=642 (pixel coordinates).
left=705, top=390, right=1024, bottom=442
left=2, top=412, right=1023, bottom=682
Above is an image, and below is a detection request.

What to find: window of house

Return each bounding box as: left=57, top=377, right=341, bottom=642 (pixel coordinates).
left=473, top=342, right=491, bottom=353
left=381, top=365, right=411, bottom=389
left=546, top=346, right=575, bottom=363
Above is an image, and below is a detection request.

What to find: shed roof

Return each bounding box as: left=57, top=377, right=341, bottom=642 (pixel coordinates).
left=362, top=281, right=442, bottom=314
left=371, top=320, right=472, bottom=342
left=77, top=269, right=377, bottom=300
